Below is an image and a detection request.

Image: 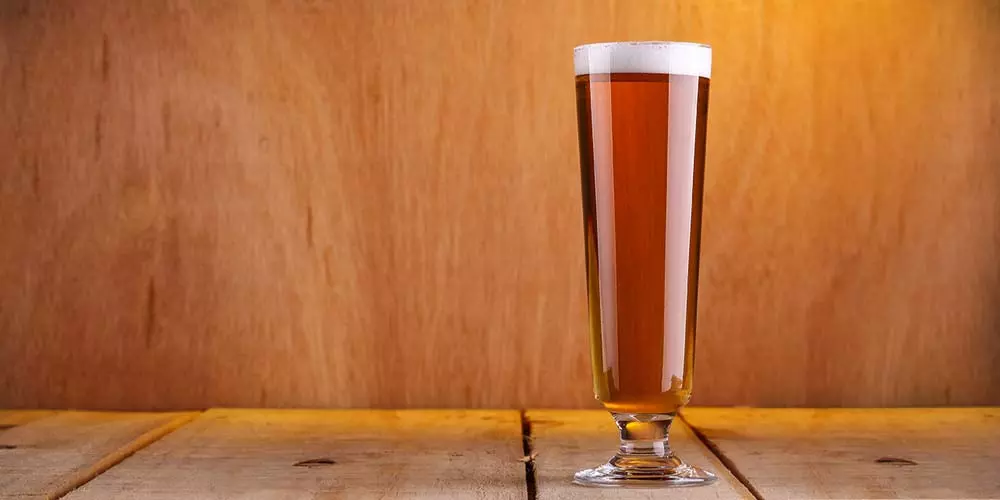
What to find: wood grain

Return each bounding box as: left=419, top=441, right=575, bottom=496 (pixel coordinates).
left=0, top=410, right=55, bottom=427
left=65, top=409, right=526, bottom=499
left=683, top=408, right=1000, bottom=499
left=527, top=410, right=753, bottom=499
left=0, top=411, right=194, bottom=499
left=1, top=0, right=999, bottom=410
left=692, top=0, right=1000, bottom=408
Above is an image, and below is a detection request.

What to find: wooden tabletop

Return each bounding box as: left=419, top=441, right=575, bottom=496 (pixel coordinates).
left=0, top=408, right=997, bottom=499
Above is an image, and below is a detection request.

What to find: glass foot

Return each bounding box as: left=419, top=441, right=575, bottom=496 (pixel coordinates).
left=574, top=412, right=717, bottom=488
left=574, top=457, right=717, bottom=488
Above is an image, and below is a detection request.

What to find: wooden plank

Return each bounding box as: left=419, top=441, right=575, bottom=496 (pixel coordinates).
left=66, top=409, right=526, bottom=499
left=683, top=408, right=1000, bottom=499
left=0, top=411, right=194, bottom=499
left=0, top=410, right=56, bottom=428
left=2, top=1, right=1000, bottom=413
left=527, top=410, right=753, bottom=499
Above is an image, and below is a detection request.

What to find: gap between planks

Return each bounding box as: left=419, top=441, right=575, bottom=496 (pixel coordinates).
left=17, top=408, right=1000, bottom=499
left=63, top=409, right=527, bottom=499
left=524, top=409, right=755, bottom=499
left=682, top=408, right=1000, bottom=500
left=0, top=411, right=202, bottom=500
left=51, top=412, right=198, bottom=500
left=519, top=409, right=538, bottom=500
left=679, top=411, right=765, bottom=500
left=32, top=409, right=755, bottom=499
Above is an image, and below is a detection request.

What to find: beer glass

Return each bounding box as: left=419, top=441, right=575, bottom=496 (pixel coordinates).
left=573, top=41, right=715, bottom=487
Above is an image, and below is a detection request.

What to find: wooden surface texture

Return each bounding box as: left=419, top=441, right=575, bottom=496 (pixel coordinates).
left=0, top=411, right=193, bottom=499
left=683, top=408, right=1000, bottom=500
left=66, top=410, right=526, bottom=500
left=2, top=0, right=1000, bottom=410
left=0, top=411, right=55, bottom=427
left=527, top=410, right=752, bottom=499
left=4, top=409, right=999, bottom=499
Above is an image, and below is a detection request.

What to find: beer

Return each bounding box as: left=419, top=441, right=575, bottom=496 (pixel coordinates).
left=575, top=43, right=710, bottom=415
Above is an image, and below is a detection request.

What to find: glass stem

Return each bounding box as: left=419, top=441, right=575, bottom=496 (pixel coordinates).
left=613, top=412, right=675, bottom=459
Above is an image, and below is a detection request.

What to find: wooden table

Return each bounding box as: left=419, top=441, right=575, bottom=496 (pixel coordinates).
left=1, top=408, right=997, bottom=499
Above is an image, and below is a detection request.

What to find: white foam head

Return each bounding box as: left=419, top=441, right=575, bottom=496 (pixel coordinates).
left=574, top=41, right=711, bottom=78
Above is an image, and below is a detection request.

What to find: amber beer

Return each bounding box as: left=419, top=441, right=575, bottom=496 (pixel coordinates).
left=575, top=42, right=710, bottom=415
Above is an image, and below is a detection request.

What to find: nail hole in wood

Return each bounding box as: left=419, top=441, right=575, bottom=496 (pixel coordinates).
left=294, top=458, right=337, bottom=467
left=875, top=456, right=918, bottom=465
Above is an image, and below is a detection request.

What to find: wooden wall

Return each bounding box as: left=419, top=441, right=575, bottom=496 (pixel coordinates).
left=1, top=0, right=998, bottom=410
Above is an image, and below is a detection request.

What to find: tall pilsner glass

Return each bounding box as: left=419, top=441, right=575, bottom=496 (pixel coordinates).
left=573, top=41, right=715, bottom=487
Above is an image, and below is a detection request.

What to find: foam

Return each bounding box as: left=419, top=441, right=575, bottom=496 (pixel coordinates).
left=574, top=41, right=711, bottom=78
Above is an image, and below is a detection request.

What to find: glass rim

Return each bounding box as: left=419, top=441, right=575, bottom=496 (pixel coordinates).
left=573, top=40, right=711, bottom=53
left=573, top=40, right=711, bottom=78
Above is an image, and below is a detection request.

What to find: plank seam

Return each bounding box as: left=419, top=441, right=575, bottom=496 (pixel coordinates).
left=680, top=412, right=765, bottom=500
left=49, top=412, right=201, bottom=500
left=0, top=411, right=60, bottom=429
left=519, top=409, right=538, bottom=500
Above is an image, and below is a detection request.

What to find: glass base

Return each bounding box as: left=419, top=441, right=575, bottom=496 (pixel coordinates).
left=574, top=458, right=717, bottom=488
left=573, top=412, right=718, bottom=488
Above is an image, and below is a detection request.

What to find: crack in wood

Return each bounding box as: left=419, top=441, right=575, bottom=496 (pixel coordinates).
left=51, top=413, right=199, bottom=499
left=94, top=112, right=103, bottom=159
left=293, top=458, right=337, bottom=467
left=101, top=34, right=110, bottom=83
left=875, top=456, right=918, bottom=466
left=681, top=412, right=765, bottom=500
left=30, top=157, right=40, bottom=197
left=144, top=278, right=157, bottom=348
left=161, top=101, right=171, bottom=152
left=519, top=410, right=537, bottom=500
